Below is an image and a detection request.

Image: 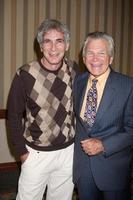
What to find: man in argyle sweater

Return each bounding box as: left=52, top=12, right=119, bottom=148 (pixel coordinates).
left=7, top=19, right=78, bottom=200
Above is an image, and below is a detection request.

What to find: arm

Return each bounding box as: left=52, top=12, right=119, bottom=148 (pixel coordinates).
left=102, top=87, right=133, bottom=157
left=7, top=72, right=28, bottom=157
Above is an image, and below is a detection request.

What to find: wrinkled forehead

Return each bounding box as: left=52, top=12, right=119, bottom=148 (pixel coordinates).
left=87, top=38, right=108, bottom=47
left=42, top=30, right=66, bottom=44
left=84, top=38, right=109, bottom=53
left=43, top=28, right=64, bottom=37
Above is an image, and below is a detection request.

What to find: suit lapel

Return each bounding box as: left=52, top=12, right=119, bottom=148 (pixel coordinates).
left=92, top=72, right=116, bottom=130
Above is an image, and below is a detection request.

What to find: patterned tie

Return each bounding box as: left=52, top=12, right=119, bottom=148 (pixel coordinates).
left=84, top=79, right=98, bottom=127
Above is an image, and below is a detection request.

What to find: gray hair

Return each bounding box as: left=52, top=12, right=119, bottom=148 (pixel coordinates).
left=37, top=19, right=70, bottom=44
left=82, top=31, right=114, bottom=57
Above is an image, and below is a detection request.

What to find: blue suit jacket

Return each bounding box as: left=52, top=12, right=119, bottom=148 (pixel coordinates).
left=73, top=69, right=133, bottom=190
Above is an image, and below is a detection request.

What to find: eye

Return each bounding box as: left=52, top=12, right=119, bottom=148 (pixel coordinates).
left=86, top=51, right=93, bottom=56
left=56, top=39, right=65, bottom=43
left=98, top=52, right=106, bottom=56
left=43, top=39, right=51, bottom=44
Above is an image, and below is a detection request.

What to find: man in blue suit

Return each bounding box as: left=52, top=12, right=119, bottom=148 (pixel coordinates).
left=73, top=32, right=133, bottom=200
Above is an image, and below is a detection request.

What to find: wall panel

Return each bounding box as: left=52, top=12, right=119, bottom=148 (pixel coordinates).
left=0, top=0, right=4, bottom=107
left=0, top=0, right=133, bottom=108
left=3, top=0, right=12, bottom=107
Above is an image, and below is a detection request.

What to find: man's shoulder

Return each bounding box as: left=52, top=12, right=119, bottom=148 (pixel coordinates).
left=111, top=70, right=133, bottom=81
left=110, top=70, right=133, bottom=88
left=75, top=71, right=89, bottom=82
left=17, top=60, right=40, bottom=75
left=64, top=58, right=79, bottom=73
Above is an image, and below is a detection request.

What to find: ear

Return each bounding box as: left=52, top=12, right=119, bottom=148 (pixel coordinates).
left=65, top=43, right=70, bottom=51
left=83, top=56, right=86, bottom=64
left=40, top=44, right=43, bottom=52
left=109, top=57, right=113, bottom=65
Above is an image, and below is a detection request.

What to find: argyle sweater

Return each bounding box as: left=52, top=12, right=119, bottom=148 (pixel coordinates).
left=8, top=59, right=78, bottom=156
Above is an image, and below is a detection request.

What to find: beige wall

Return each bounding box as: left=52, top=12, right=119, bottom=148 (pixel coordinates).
left=0, top=0, right=133, bottom=108
left=0, top=120, right=16, bottom=163
left=0, top=0, right=133, bottom=163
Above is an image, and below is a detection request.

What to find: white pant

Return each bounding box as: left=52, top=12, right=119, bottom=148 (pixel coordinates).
left=16, top=144, right=74, bottom=200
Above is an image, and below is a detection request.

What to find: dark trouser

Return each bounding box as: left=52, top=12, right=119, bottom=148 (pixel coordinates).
left=76, top=172, right=130, bottom=200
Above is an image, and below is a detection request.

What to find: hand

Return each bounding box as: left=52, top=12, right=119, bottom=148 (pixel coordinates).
left=20, top=152, right=29, bottom=164
left=81, top=138, right=104, bottom=156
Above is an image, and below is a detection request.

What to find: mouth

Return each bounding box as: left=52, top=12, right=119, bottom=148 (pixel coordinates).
left=91, top=63, right=102, bottom=68
left=49, top=52, right=59, bottom=57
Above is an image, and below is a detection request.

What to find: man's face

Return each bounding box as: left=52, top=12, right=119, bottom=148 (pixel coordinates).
left=40, top=29, right=69, bottom=71
left=83, top=39, right=113, bottom=77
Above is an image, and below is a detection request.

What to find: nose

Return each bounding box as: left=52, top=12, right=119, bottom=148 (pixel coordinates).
left=51, top=42, right=56, bottom=51
left=92, top=54, right=99, bottom=61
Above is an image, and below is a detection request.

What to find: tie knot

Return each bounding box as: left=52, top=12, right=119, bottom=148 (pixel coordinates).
left=92, top=79, right=98, bottom=87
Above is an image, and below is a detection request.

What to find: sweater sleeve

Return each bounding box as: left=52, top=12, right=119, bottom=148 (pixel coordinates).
left=7, top=72, right=28, bottom=156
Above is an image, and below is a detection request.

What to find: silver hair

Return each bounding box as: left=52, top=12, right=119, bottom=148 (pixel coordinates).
left=37, top=19, right=70, bottom=44
left=82, top=31, right=114, bottom=57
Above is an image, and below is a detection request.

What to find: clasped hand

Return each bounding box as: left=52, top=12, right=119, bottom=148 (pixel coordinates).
left=81, top=138, right=104, bottom=156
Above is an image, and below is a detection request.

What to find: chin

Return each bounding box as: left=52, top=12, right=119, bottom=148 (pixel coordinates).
left=90, top=71, right=100, bottom=76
